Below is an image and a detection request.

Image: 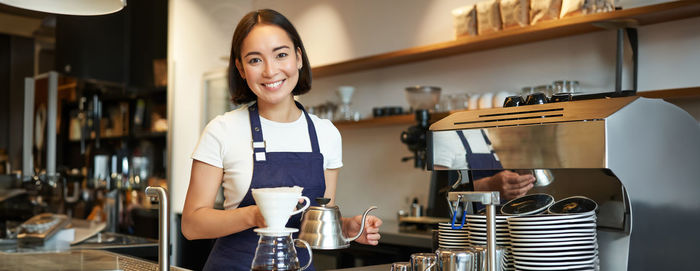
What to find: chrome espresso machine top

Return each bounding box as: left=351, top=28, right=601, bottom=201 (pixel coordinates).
left=426, top=96, right=700, bottom=270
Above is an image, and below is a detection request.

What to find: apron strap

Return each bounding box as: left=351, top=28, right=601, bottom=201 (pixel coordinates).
left=296, top=101, right=321, bottom=154
left=457, top=130, right=474, bottom=156
left=248, top=101, right=321, bottom=161
left=248, top=104, right=266, bottom=161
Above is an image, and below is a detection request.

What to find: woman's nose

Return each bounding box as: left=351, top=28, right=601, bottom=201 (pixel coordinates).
left=262, top=61, right=277, bottom=77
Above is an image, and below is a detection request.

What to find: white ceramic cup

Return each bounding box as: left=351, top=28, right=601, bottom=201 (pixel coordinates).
left=252, top=186, right=311, bottom=230
left=478, top=93, right=493, bottom=109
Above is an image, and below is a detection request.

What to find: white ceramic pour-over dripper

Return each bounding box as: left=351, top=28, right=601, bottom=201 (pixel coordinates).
left=337, top=86, right=355, bottom=105
left=252, top=186, right=310, bottom=231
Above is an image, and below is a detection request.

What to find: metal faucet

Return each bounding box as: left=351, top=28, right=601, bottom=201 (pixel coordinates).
left=145, top=186, right=169, bottom=271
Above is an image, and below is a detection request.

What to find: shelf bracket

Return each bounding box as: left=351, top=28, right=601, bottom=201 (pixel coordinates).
left=592, top=19, right=639, bottom=95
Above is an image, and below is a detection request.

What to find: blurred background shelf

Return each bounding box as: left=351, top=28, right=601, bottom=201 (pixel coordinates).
left=311, top=1, right=700, bottom=78
left=637, top=87, right=700, bottom=99
left=334, top=87, right=700, bottom=129
left=334, top=112, right=451, bottom=129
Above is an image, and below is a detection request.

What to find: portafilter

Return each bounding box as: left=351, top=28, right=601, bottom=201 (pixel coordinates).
left=298, top=197, right=377, bottom=249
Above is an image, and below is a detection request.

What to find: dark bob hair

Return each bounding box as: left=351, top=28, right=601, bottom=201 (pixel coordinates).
left=228, top=9, right=312, bottom=105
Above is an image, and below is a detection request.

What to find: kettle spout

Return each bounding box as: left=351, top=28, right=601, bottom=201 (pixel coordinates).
left=345, top=206, right=378, bottom=243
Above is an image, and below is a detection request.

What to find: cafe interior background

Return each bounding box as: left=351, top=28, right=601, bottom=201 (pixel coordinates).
left=0, top=0, right=699, bottom=269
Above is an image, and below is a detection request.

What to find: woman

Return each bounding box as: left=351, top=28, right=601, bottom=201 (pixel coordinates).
left=181, top=9, right=382, bottom=271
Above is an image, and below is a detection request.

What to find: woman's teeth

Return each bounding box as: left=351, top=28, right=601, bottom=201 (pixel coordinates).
left=264, top=80, right=283, bottom=88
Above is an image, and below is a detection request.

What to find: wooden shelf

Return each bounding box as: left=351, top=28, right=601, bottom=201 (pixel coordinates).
left=334, top=87, right=700, bottom=129
left=311, top=1, right=700, bottom=78
left=638, top=87, right=700, bottom=99
left=334, top=112, right=451, bottom=129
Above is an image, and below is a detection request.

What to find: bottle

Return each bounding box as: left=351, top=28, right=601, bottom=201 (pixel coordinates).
left=410, top=197, right=423, bottom=217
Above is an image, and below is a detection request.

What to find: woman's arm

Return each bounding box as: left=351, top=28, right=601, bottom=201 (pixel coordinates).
left=181, top=160, right=266, bottom=240
left=323, top=168, right=339, bottom=206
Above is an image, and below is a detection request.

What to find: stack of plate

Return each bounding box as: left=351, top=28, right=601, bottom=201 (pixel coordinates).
left=437, top=222, right=470, bottom=249
left=465, top=214, right=515, bottom=271
left=507, top=211, right=599, bottom=271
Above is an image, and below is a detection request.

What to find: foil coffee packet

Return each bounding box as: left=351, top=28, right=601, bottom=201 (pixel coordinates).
left=477, top=0, right=503, bottom=35
left=500, top=0, right=530, bottom=29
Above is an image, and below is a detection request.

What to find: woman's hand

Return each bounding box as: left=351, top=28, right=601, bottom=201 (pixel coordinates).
left=342, top=215, right=383, bottom=245
left=474, top=170, right=535, bottom=200
left=245, top=205, right=267, bottom=229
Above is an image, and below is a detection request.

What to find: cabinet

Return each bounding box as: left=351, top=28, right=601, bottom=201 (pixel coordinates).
left=322, top=1, right=700, bottom=129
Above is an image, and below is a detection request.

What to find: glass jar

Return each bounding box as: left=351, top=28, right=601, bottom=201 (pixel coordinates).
left=251, top=233, right=312, bottom=271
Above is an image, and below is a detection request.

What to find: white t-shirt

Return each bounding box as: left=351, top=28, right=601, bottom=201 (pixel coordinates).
left=432, top=129, right=491, bottom=169
left=191, top=103, right=343, bottom=210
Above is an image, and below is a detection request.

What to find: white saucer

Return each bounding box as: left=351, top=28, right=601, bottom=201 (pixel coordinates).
left=507, top=212, right=595, bottom=222
left=465, top=214, right=513, bottom=220
left=512, top=236, right=595, bottom=243
left=438, top=232, right=469, bottom=237
left=508, top=227, right=596, bottom=235
left=439, top=245, right=471, bottom=249
left=514, top=263, right=596, bottom=270
left=507, top=222, right=597, bottom=230
left=507, top=216, right=595, bottom=226
left=511, top=240, right=595, bottom=247
left=513, top=253, right=597, bottom=262
left=511, top=232, right=595, bottom=239
left=510, top=244, right=597, bottom=252
left=511, top=250, right=597, bottom=257
left=516, top=257, right=596, bottom=266
left=254, top=227, right=298, bottom=235
left=468, top=230, right=510, bottom=236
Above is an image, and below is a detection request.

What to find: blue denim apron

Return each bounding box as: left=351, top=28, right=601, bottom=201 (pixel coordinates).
left=203, top=101, right=325, bottom=271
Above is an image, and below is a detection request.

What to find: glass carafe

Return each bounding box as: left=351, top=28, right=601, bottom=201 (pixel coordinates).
left=251, top=233, right=313, bottom=271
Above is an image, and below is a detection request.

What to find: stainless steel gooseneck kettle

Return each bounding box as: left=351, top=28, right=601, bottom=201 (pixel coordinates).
left=298, top=197, right=377, bottom=249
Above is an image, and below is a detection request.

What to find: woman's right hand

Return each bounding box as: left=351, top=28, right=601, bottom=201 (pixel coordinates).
left=246, top=205, right=267, bottom=229
left=474, top=170, right=535, bottom=200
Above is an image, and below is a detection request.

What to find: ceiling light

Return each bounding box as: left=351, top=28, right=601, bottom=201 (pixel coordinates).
left=0, top=0, right=126, bottom=16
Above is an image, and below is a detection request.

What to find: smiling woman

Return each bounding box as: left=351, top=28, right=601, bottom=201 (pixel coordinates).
left=234, top=24, right=304, bottom=112
left=180, top=9, right=383, bottom=271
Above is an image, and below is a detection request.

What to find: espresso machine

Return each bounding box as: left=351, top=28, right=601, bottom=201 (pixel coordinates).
left=426, top=95, right=700, bottom=270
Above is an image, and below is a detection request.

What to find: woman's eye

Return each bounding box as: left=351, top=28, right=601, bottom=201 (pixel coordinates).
left=277, top=52, right=288, bottom=59
left=247, top=58, right=261, bottom=64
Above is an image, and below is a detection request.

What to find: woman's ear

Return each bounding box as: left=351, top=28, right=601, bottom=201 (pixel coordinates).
left=235, top=59, right=246, bottom=79
left=296, top=47, right=303, bottom=70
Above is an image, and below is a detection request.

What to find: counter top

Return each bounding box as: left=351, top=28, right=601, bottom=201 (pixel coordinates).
left=378, top=220, right=433, bottom=249
left=0, top=249, right=189, bottom=271
left=330, top=264, right=392, bottom=271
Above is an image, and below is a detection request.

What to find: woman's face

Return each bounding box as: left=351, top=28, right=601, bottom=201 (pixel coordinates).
left=236, top=24, right=303, bottom=106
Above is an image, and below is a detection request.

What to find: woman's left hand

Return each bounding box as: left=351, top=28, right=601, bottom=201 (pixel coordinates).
left=343, top=215, right=383, bottom=245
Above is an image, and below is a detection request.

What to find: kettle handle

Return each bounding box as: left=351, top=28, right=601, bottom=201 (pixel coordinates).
left=345, top=206, right=378, bottom=243
left=294, top=238, right=313, bottom=271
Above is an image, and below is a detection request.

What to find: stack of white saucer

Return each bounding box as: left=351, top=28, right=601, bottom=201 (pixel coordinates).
left=507, top=211, right=599, bottom=271
left=437, top=222, right=470, bottom=249
left=464, top=214, right=515, bottom=271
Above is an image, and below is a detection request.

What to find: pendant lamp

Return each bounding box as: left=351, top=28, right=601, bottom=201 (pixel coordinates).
left=0, top=0, right=126, bottom=16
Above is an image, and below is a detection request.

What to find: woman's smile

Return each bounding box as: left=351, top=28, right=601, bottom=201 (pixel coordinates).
left=262, top=79, right=285, bottom=90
